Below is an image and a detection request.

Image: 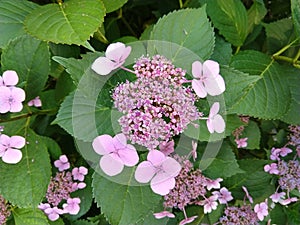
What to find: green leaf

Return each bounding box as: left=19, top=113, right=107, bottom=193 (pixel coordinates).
left=39, top=136, right=62, bottom=160
left=0, top=0, right=38, bottom=48
left=206, top=0, right=248, bottom=47
left=291, top=0, right=300, bottom=37
left=1, top=35, right=50, bottom=100
left=202, top=142, right=244, bottom=179
left=92, top=171, right=162, bottom=225
left=150, top=7, right=215, bottom=60
left=223, top=159, right=274, bottom=201
left=25, top=0, right=105, bottom=46
left=247, top=0, right=267, bottom=34
left=13, top=208, right=49, bottom=225
left=102, top=0, right=128, bottom=13
left=0, top=129, right=51, bottom=207
left=242, top=120, right=261, bottom=150
left=229, top=50, right=291, bottom=120
left=264, top=18, right=295, bottom=54
left=210, top=36, right=232, bottom=65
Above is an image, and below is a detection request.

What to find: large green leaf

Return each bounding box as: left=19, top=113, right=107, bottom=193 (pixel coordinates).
left=1, top=35, right=50, bottom=100
left=13, top=208, right=49, bottom=225
left=210, top=36, right=232, bottom=65
left=291, top=0, right=300, bottom=37
left=0, top=0, right=38, bottom=48
left=247, top=0, right=267, bottom=34
left=229, top=50, right=291, bottom=120
left=25, top=0, right=105, bottom=46
left=92, top=171, right=162, bottom=225
left=206, top=0, right=248, bottom=47
left=150, top=7, right=215, bottom=60
left=0, top=129, right=51, bottom=207
left=102, top=0, right=128, bottom=13
left=242, top=120, right=261, bottom=150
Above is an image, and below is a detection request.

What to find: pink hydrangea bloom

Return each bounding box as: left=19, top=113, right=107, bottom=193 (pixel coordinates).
left=212, top=187, right=233, bottom=204
left=235, top=137, right=248, bottom=148
left=92, top=133, right=139, bottom=176
left=278, top=147, right=292, bottom=157
left=199, top=195, right=218, bottom=214
left=153, top=211, right=175, bottom=219
left=0, top=134, right=25, bottom=164
left=191, top=60, right=225, bottom=98
left=0, top=86, right=25, bottom=113
left=254, top=200, right=268, bottom=221
left=72, top=166, right=88, bottom=181
left=27, top=96, right=42, bottom=107
left=206, top=102, right=225, bottom=134
left=279, top=197, right=298, bottom=205
left=159, top=140, right=174, bottom=156
left=63, top=197, right=81, bottom=215
left=242, top=186, right=253, bottom=203
left=54, top=155, right=70, bottom=171
left=205, top=177, right=223, bottom=190
left=270, top=192, right=285, bottom=203
left=134, top=150, right=181, bottom=195
left=92, top=42, right=131, bottom=75
left=179, top=215, right=198, bottom=225
left=264, top=163, right=279, bottom=175
left=44, top=206, right=64, bottom=221
left=0, top=70, right=19, bottom=86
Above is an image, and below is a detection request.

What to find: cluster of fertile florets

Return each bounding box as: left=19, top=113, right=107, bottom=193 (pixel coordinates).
left=113, top=55, right=200, bottom=150
left=39, top=155, right=88, bottom=221
left=0, top=195, right=11, bottom=225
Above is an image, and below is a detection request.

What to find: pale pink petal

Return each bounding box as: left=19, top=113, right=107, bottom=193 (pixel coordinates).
left=179, top=216, right=198, bottom=225
left=153, top=211, right=175, bottom=219
left=209, top=102, right=220, bottom=117
left=211, top=114, right=225, bottom=133
left=106, top=42, right=127, bottom=62
left=92, top=135, right=115, bottom=155
left=159, top=140, right=174, bottom=156
left=2, top=148, right=22, bottom=164
left=112, top=133, right=127, bottom=149
left=147, top=150, right=165, bottom=167
left=192, top=79, right=207, bottom=98
left=192, top=61, right=203, bottom=78
left=48, top=212, right=60, bottom=221
left=0, top=87, right=11, bottom=113
left=203, top=60, right=220, bottom=78
left=204, top=75, right=225, bottom=96
left=11, top=87, right=25, bottom=102
left=206, top=119, right=214, bottom=134
left=2, top=70, right=19, bottom=86
left=135, top=161, right=156, bottom=183
left=9, top=135, right=25, bottom=149
left=118, top=144, right=139, bottom=167
left=150, top=173, right=175, bottom=195
left=0, top=134, right=10, bottom=146
left=162, top=157, right=181, bottom=177
left=99, top=154, right=124, bottom=176
left=0, top=77, right=3, bottom=86
left=92, top=57, right=116, bottom=75
left=119, top=46, right=131, bottom=63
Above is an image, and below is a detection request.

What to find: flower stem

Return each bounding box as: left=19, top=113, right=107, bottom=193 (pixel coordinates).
left=0, top=109, right=57, bottom=123
left=120, top=66, right=136, bottom=74
left=179, top=0, right=183, bottom=8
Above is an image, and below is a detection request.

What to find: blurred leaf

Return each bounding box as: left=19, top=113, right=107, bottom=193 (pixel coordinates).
left=55, top=71, right=76, bottom=101
left=25, top=0, right=105, bottom=45
left=229, top=50, right=291, bottom=120
left=102, top=0, right=128, bottom=13
left=0, top=129, right=51, bottom=207
left=1, top=35, right=50, bottom=100
left=270, top=204, right=288, bottom=225
left=291, top=0, right=300, bottom=37
left=92, top=171, right=161, bottom=225
left=13, top=208, right=49, bottom=225
left=243, top=121, right=261, bottom=150
left=247, top=0, right=267, bottom=34
left=151, top=6, right=215, bottom=60
left=202, top=142, right=244, bottom=179
left=223, top=159, right=274, bottom=201
left=206, top=0, right=248, bottom=47
left=0, top=0, right=38, bottom=48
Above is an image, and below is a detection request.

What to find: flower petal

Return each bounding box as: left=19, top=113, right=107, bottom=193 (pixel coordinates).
left=204, top=75, right=225, bottom=96
left=92, top=57, right=116, bottom=75
left=150, top=173, right=175, bottom=195
left=209, top=102, right=220, bottom=118
left=206, top=118, right=214, bottom=133
left=211, top=114, right=225, bottom=133
left=162, top=157, right=181, bottom=177
left=92, top=135, right=115, bottom=155
left=147, top=150, right=165, bottom=167
left=2, top=70, right=19, bottom=86
left=2, top=148, right=22, bottom=164
left=203, top=60, right=220, bottom=78
left=99, top=154, right=124, bottom=176
left=118, top=144, right=139, bottom=166
left=9, top=135, right=25, bottom=149
left=11, top=87, right=25, bottom=102
left=0, top=87, right=11, bottom=113
left=135, top=161, right=155, bottom=183
left=112, top=133, right=127, bottom=149
left=192, top=79, right=207, bottom=98
left=192, top=61, right=203, bottom=78
left=106, top=42, right=126, bottom=62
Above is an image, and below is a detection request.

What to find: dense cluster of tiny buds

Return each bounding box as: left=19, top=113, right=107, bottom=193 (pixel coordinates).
left=288, top=125, right=300, bottom=152
left=133, top=55, right=186, bottom=84
left=219, top=205, right=259, bottom=225
left=0, top=195, right=10, bottom=225
left=164, top=155, right=207, bottom=210
left=232, top=116, right=250, bottom=148
left=113, top=55, right=201, bottom=149
left=277, top=158, right=300, bottom=192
